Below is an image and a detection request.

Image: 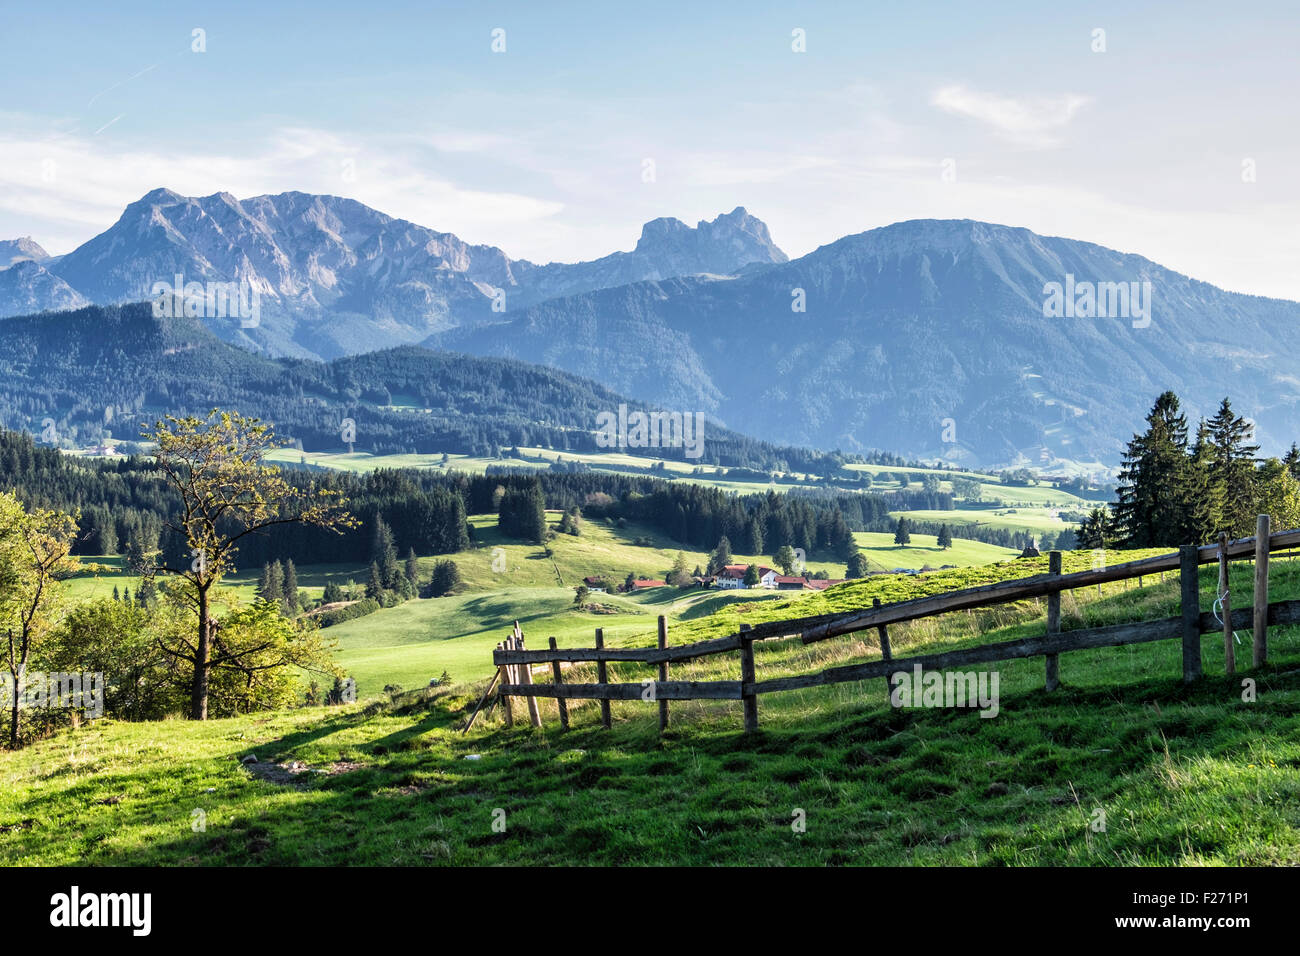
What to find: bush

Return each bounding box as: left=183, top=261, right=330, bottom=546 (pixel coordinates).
left=316, top=597, right=381, bottom=627
left=429, top=559, right=462, bottom=597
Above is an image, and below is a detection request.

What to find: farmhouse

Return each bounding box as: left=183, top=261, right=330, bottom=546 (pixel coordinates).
left=629, top=578, right=666, bottom=590
left=582, top=576, right=607, bottom=593
left=714, top=564, right=779, bottom=589
left=773, top=575, right=811, bottom=590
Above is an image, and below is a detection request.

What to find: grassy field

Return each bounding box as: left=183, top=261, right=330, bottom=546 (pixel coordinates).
left=63, top=513, right=1020, bottom=694
left=893, top=507, right=1072, bottom=536
left=269, top=447, right=1112, bottom=509
left=65, top=557, right=371, bottom=607
left=4, top=556, right=1298, bottom=866
left=851, top=532, right=1015, bottom=570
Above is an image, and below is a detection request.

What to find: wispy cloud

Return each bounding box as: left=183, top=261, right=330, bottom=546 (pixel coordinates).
left=0, top=118, right=564, bottom=254
left=930, top=84, right=1092, bottom=147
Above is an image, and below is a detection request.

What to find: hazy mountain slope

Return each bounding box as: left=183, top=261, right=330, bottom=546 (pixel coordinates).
left=0, top=260, right=90, bottom=317
left=433, top=219, right=1300, bottom=466
left=0, top=238, right=49, bottom=268
left=0, top=302, right=839, bottom=473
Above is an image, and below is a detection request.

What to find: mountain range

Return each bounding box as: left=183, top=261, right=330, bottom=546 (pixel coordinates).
left=433, top=219, right=1300, bottom=467
left=4, top=189, right=1299, bottom=467
left=0, top=188, right=784, bottom=360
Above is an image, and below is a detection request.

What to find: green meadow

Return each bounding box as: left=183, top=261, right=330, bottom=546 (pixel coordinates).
left=4, top=554, right=1298, bottom=866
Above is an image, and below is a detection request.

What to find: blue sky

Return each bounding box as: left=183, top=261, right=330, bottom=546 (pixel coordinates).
left=3, top=0, right=1299, bottom=296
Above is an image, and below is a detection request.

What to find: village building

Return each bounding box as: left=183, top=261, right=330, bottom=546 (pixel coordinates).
left=713, top=564, right=779, bottom=589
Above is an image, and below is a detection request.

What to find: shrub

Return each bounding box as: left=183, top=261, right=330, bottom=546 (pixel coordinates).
left=316, top=597, right=381, bottom=627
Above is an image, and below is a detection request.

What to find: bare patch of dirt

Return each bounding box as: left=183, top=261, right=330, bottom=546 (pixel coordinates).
left=243, top=758, right=366, bottom=788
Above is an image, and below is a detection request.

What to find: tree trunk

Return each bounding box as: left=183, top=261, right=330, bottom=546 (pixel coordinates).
left=8, top=659, right=24, bottom=750
left=190, top=585, right=212, bottom=720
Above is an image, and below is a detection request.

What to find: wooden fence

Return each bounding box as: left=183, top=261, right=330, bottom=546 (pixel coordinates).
left=469, top=517, right=1300, bottom=734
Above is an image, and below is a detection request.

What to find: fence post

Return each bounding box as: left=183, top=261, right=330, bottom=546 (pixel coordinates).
left=739, top=624, right=758, bottom=733
left=515, top=622, right=542, bottom=728
left=657, top=615, right=669, bottom=733
left=500, top=640, right=514, bottom=727
left=1180, top=545, right=1202, bottom=683
left=874, top=596, right=894, bottom=701
left=549, top=636, right=569, bottom=731
left=594, top=628, right=611, bottom=729
left=1254, top=514, right=1270, bottom=667
left=1218, top=532, right=1234, bottom=675
left=1045, top=551, right=1061, bottom=691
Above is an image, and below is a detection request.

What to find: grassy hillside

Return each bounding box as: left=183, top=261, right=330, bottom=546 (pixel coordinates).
left=273, top=448, right=1103, bottom=500
left=4, top=556, right=1298, bottom=866
left=893, top=507, right=1071, bottom=536
left=63, top=512, right=1020, bottom=694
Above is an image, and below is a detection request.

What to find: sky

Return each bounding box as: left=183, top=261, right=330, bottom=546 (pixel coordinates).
left=2, top=0, right=1299, bottom=298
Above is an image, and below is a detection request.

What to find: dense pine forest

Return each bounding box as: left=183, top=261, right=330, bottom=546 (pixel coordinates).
left=0, top=302, right=875, bottom=475
left=0, top=427, right=1049, bottom=572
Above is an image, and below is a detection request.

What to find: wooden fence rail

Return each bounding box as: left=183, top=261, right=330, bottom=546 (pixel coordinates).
left=481, top=520, right=1298, bottom=735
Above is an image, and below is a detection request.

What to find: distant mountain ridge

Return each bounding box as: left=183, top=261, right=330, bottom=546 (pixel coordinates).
left=1, top=189, right=787, bottom=360
left=432, top=218, right=1300, bottom=467
left=7, top=192, right=1300, bottom=467
left=0, top=237, right=49, bottom=268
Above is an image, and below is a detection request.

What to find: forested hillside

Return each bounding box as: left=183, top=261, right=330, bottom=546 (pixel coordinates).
left=0, top=303, right=854, bottom=475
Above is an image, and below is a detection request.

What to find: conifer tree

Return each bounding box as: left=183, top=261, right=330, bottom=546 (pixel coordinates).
left=1284, top=443, right=1300, bottom=481
left=1207, top=397, right=1260, bottom=536
left=1178, top=420, right=1222, bottom=544
left=365, top=561, right=384, bottom=600
left=1112, top=391, right=1188, bottom=547
left=706, top=535, right=733, bottom=576
left=893, top=517, right=911, bottom=546
left=282, top=559, right=299, bottom=613
left=259, top=560, right=284, bottom=608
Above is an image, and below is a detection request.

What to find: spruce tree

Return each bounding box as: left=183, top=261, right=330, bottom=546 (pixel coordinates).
left=706, top=535, right=733, bottom=576
left=370, top=517, right=400, bottom=588
left=846, top=550, right=869, bottom=579
left=366, top=561, right=384, bottom=600
left=405, top=548, right=419, bottom=589
left=1076, top=507, right=1113, bottom=549
left=1285, top=443, right=1300, bottom=481
left=1178, top=420, right=1222, bottom=544
left=893, top=517, right=911, bottom=546
left=1207, top=397, right=1260, bottom=536
left=260, top=560, right=284, bottom=608
left=1112, top=391, right=1188, bottom=547
left=283, top=559, right=300, bottom=613
left=668, top=551, right=691, bottom=586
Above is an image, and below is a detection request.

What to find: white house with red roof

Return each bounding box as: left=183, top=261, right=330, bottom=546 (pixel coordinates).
left=714, top=564, right=779, bottom=589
